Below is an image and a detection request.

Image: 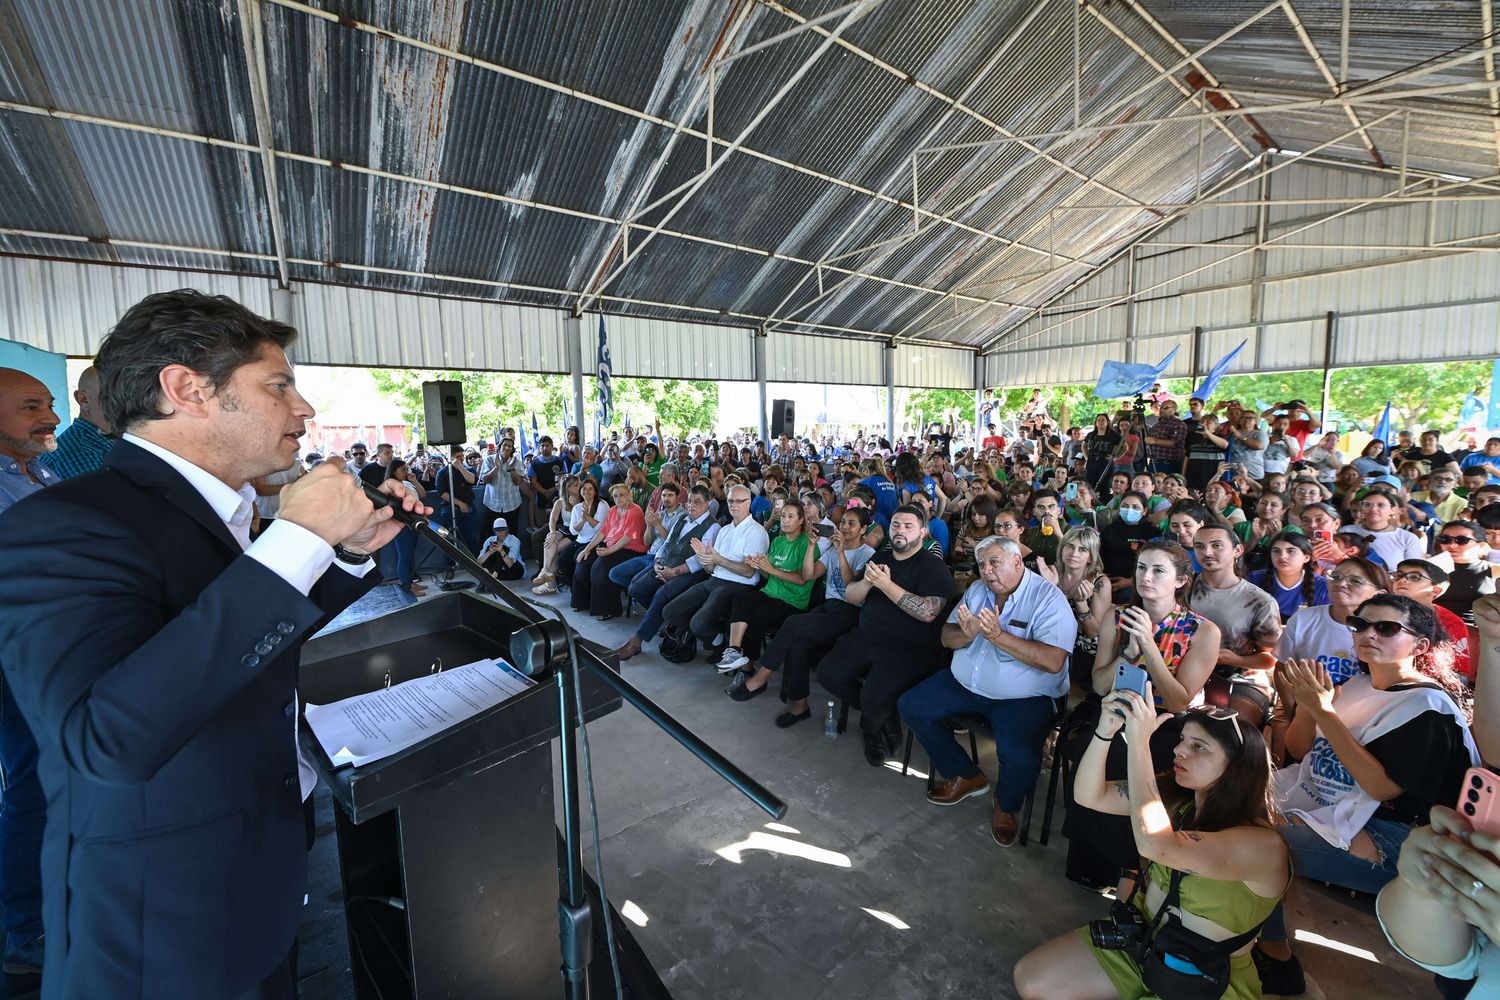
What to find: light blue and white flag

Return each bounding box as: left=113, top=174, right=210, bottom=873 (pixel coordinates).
left=1093, top=347, right=1180, bottom=399
left=1192, top=340, right=1247, bottom=402
left=596, top=314, right=614, bottom=428
left=1373, top=402, right=1393, bottom=447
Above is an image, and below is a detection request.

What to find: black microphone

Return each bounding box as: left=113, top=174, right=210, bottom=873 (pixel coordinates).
left=360, top=482, right=440, bottom=533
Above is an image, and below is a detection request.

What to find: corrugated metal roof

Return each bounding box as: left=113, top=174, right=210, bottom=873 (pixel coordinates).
left=0, top=0, right=1493, bottom=357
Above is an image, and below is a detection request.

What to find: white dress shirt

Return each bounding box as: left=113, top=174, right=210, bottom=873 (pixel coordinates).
left=124, top=434, right=374, bottom=800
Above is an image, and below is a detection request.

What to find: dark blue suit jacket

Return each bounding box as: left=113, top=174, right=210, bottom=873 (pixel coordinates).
left=0, top=442, right=376, bottom=997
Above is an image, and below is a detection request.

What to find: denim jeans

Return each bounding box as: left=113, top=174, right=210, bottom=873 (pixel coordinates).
left=898, top=670, right=1060, bottom=814
left=632, top=569, right=705, bottom=643
left=0, top=671, right=43, bottom=946
left=608, top=554, right=654, bottom=589
left=1259, top=814, right=1410, bottom=942
left=393, top=527, right=418, bottom=588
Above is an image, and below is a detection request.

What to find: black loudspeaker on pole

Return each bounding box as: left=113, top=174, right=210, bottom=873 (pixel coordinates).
left=770, top=398, right=795, bottom=437
left=422, top=380, right=467, bottom=445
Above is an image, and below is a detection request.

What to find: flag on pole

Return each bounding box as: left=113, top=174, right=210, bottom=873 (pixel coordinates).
left=562, top=396, right=572, bottom=435
left=518, top=419, right=527, bottom=458
left=1373, top=402, right=1393, bottom=448
left=1490, top=360, right=1500, bottom=431
left=531, top=411, right=540, bottom=453
left=1461, top=391, right=1485, bottom=427
left=1192, top=340, right=1247, bottom=402
left=596, top=314, right=614, bottom=428
left=1093, top=347, right=1180, bottom=399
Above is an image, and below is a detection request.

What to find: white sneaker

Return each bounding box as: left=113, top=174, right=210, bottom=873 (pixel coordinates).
left=717, top=647, right=749, bottom=673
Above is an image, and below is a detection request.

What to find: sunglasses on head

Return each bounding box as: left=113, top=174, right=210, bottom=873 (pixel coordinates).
left=1186, top=706, right=1242, bottom=748
left=1347, top=615, right=1417, bottom=638
left=1437, top=534, right=1477, bottom=546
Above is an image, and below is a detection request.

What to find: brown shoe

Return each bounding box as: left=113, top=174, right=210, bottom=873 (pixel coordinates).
left=991, top=803, right=1019, bottom=848
left=612, top=635, right=642, bottom=662
left=926, top=771, right=990, bottom=807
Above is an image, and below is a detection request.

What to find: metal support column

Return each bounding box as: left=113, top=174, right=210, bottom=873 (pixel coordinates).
left=754, top=327, right=769, bottom=442
left=566, top=314, right=586, bottom=440
left=973, top=352, right=986, bottom=444
left=1320, top=311, right=1337, bottom=426
left=1189, top=326, right=1203, bottom=388
left=884, top=343, right=897, bottom=440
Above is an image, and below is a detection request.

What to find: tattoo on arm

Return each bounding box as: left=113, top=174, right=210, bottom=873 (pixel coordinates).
left=1115, top=783, right=1129, bottom=799
left=896, top=592, right=943, bottom=622
left=1184, top=833, right=1203, bottom=842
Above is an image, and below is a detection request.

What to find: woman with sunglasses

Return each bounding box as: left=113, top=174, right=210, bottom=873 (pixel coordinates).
left=1433, top=520, right=1496, bottom=627
left=1254, top=594, right=1479, bottom=994
left=1016, top=692, right=1288, bottom=1000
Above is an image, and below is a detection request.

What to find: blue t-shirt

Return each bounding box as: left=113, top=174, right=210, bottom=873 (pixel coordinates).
left=1462, top=451, right=1500, bottom=485
left=926, top=517, right=950, bottom=556
left=1247, top=569, right=1330, bottom=621
left=860, top=475, right=900, bottom=522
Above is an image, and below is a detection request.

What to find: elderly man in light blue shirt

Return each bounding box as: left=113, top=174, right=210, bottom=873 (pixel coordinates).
left=898, top=535, right=1076, bottom=847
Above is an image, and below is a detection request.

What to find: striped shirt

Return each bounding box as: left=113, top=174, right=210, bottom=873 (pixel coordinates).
left=38, top=418, right=113, bottom=480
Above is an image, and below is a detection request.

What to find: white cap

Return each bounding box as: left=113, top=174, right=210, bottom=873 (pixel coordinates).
left=492, top=517, right=508, bottom=530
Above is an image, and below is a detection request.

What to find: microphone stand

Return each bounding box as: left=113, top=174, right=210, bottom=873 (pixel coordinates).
left=361, top=485, right=787, bottom=1000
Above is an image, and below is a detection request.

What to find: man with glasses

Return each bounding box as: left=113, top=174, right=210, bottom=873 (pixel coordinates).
left=660, top=485, right=767, bottom=661
left=346, top=441, right=370, bottom=478
left=614, top=485, right=718, bottom=662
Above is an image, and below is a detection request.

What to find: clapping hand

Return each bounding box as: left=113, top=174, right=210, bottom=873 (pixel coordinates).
left=1284, top=657, right=1337, bottom=714
left=1118, top=606, right=1155, bottom=657
left=955, top=603, right=984, bottom=641
left=975, top=607, right=1002, bottom=642
left=1035, top=557, right=1059, bottom=585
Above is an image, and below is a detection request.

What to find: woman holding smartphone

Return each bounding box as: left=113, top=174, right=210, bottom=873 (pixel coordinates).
left=1253, top=594, right=1479, bottom=994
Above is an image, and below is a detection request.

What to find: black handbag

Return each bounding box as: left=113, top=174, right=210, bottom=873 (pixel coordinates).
left=1134, top=869, right=1267, bottom=1000
left=658, top=626, right=698, bottom=664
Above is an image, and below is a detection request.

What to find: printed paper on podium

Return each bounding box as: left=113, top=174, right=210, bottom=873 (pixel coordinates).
left=305, top=657, right=536, bottom=768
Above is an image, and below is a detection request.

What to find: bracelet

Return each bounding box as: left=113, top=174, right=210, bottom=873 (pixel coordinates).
left=332, top=544, right=372, bottom=566
left=1093, top=730, right=1113, bottom=742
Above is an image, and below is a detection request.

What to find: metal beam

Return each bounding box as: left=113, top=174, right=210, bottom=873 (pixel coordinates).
left=575, top=0, right=881, bottom=314
left=983, top=168, right=1500, bottom=353
left=1482, top=0, right=1500, bottom=170
left=0, top=100, right=997, bottom=314
left=263, top=0, right=1067, bottom=264
left=1280, top=0, right=1384, bottom=166
left=235, top=0, right=290, bottom=288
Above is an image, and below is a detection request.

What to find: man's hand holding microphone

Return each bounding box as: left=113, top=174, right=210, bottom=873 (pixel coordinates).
left=278, top=455, right=431, bottom=556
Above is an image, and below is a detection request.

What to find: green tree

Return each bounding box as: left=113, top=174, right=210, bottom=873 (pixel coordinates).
left=368, top=369, right=719, bottom=443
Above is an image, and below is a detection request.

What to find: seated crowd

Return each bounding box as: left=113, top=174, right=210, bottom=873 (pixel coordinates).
left=309, top=396, right=1500, bottom=999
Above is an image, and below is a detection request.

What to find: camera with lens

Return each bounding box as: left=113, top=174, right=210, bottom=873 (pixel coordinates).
left=1088, top=899, right=1150, bottom=953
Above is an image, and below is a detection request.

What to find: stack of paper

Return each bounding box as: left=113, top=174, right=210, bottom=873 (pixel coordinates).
left=305, top=657, right=536, bottom=768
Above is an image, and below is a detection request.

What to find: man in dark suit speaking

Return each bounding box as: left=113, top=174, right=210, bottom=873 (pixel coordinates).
left=0, top=290, right=428, bottom=998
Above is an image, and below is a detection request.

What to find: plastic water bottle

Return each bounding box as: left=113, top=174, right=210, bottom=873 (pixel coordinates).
left=823, top=701, right=838, bottom=740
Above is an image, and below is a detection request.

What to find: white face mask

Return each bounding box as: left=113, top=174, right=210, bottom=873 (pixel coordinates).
left=1119, top=507, right=1144, bottom=525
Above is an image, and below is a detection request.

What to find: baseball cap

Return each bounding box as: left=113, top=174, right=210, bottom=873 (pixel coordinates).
left=1366, top=474, right=1403, bottom=490
left=492, top=518, right=508, bottom=530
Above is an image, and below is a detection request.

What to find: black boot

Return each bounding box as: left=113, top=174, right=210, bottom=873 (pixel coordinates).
left=861, top=729, right=887, bottom=767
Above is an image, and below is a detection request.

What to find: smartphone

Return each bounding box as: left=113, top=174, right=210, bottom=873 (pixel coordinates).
left=1064, top=481, right=1079, bottom=502
left=1460, top=767, right=1500, bottom=835
left=815, top=523, right=836, bottom=538
left=1312, top=529, right=1333, bottom=544
left=1112, top=662, right=1152, bottom=709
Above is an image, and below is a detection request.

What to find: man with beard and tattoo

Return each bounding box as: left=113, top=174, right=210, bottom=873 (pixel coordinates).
left=815, top=505, right=954, bottom=766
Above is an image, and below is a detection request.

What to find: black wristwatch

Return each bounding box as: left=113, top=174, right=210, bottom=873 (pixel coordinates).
left=333, top=544, right=372, bottom=565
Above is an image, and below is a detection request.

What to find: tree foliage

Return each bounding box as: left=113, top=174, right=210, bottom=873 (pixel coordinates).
left=368, top=369, right=719, bottom=443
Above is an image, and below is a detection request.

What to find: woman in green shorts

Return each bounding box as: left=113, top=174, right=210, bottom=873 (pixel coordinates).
left=1015, top=691, right=1289, bottom=999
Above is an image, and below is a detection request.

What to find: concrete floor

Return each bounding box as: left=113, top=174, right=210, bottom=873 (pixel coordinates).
left=298, top=575, right=1435, bottom=1000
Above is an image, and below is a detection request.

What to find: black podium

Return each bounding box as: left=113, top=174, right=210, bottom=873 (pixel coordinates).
left=299, top=591, right=624, bottom=999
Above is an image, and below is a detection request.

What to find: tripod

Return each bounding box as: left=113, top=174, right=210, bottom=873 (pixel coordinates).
left=362, top=485, right=787, bottom=999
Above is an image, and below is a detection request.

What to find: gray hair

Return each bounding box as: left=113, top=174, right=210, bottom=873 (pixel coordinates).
left=973, top=535, right=1022, bottom=562
left=659, top=461, right=679, bottom=478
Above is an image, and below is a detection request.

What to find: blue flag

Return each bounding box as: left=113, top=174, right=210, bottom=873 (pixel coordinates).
left=1373, top=402, right=1393, bottom=447
left=530, top=411, right=540, bottom=453
left=1461, top=391, right=1485, bottom=426
left=596, top=314, right=614, bottom=428
left=1094, top=347, right=1180, bottom=399
left=1192, top=340, right=1247, bottom=402
left=1491, top=360, right=1500, bottom=430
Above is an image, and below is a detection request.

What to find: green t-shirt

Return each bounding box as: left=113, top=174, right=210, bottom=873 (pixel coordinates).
left=763, top=533, right=814, bottom=610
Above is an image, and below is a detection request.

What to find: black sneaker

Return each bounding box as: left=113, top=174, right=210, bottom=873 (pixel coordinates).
left=1252, top=947, right=1305, bottom=996
left=861, top=730, right=887, bottom=767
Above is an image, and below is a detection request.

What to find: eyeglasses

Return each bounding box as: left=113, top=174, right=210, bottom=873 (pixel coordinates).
left=1186, top=706, right=1243, bottom=748
left=1326, top=572, right=1376, bottom=587
left=727, top=496, right=750, bottom=504
left=1437, top=535, right=1477, bottom=546
left=1393, top=571, right=1434, bottom=584
left=1347, top=615, right=1418, bottom=638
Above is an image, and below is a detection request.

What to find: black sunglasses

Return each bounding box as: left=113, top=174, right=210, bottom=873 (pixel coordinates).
left=1347, top=615, right=1417, bottom=638
left=1437, top=535, right=1477, bottom=546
